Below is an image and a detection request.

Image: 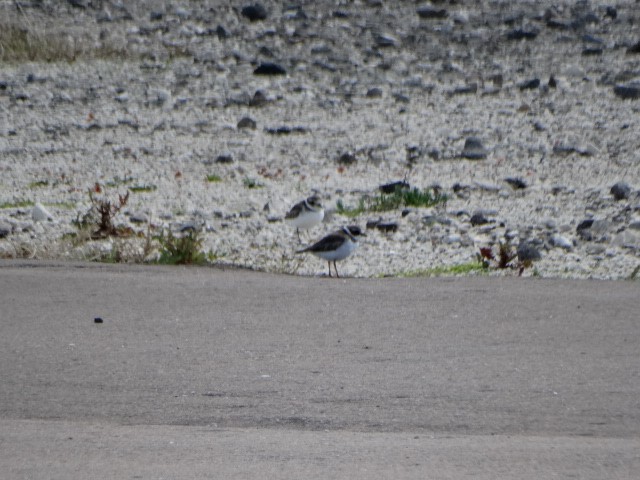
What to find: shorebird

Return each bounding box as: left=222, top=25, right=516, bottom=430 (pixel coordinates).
left=296, top=225, right=365, bottom=277
left=285, top=195, right=324, bottom=241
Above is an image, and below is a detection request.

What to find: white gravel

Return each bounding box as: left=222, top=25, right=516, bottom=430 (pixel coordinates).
left=1, top=1, right=639, bottom=279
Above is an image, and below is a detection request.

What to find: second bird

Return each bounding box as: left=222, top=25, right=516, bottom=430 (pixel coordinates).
left=285, top=195, right=324, bottom=241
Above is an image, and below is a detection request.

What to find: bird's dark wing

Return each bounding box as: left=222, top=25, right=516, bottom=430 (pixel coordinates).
left=298, top=233, right=345, bottom=253
left=285, top=202, right=303, bottom=219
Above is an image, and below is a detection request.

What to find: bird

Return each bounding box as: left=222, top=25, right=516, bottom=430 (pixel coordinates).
left=296, top=225, right=365, bottom=277
left=285, top=195, right=324, bottom=241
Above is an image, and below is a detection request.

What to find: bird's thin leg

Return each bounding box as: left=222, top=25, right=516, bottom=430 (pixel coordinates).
left=327, top=261, right=332, bottom=277
left=296, top=228, right=301, bottom=242
left=334, top=261, right=340, bottom=278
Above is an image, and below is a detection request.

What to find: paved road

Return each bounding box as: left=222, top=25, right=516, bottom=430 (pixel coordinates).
left=1, top=260, right=638, bottom=479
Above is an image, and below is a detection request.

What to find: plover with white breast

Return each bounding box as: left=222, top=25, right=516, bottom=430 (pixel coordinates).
left=296, top=225, right=365, bottom=277
left=285, top=195, right=324, bottom=241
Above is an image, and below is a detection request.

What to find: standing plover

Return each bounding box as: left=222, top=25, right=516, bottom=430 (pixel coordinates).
left=297, top=225, right=365, bottom=277
left=285, top=195, right=324, bottom=241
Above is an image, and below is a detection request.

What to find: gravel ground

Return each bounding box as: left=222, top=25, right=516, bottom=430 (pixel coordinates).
left=1, top=0, right=639, bottom=278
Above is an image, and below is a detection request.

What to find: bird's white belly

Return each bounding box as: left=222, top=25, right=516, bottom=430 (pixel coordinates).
left=288, top=209, right=324, bottom=229
left=313, top=239, right=356, bottom=261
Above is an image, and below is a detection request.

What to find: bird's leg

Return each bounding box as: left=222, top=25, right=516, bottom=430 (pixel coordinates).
left=334, top=261, right=340, bottom=278
left=296, top=228, right=301, bottom=242
left=327, top=261, right=332, bottom=277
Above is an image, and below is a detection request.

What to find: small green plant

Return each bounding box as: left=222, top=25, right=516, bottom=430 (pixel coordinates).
left=206, top=174, right=222, bottom=183
left=105, top=176, right=135, bottom=188
left=243, top=177, right=262, bottom=189
left=336, top=198, right=367, bottom=218
left=28, top=180, right=49, bottom=188
left=0, top=17, right=130, bottom=63
left=155, top=229, right=208, bottom=265
left=0, top=199, right=34, bottom=209
left=44, top=201, right=76, bottom=210
left=336, top=187, right=447, bottom=217
left=129, top=185, right=157, bottom=193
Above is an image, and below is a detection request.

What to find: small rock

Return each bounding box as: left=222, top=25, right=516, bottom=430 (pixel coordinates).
left=237, top=117, right=257, bottom=129
left=250, top=90, right=267, bottom=107
left=605, top=6, right=617, bottom=19
left=241, top=4, right=268, bottom=21
left=582, top=47, right=603, bottom=56
left=612, top=230, right=640, bottom=248
left=0, top=221, right=12, bottom=238
left=129, top=212, right=148, bottom=223
left=215, top=154, right=234, bottom=164
left=416, top=7, right=447, bottom=19
left=519, top=78, right=540, bottom=90
left=586, top=244, right=606, bottom=255
left=366, top=87, right=383, bottom=98
left=517, top=242, right=542, bottom=262
left=474, top=182, right=501, bottom=192
left=506, top=29, right=539, bottom=41
left=337, top=152, right=357, bottom=165
left=32, top=203, right=53, bottom=222
left=611, top=181, right=632, bottom=200
left=505, top=177, right=527, bottom=189
left=148, top=88, right=171, bottom=107
left=379, top=181, right=409, bottom=194
left=577, top=219, right=609, bottom=240
left=254, top=63, right=286, bottom=75
left=627, top=40, right=640, bottom=54
left=550, top=234, right=573, bottom=250
left=443, top=234, right=461, bottom=244
left=613, top=83, right=640, bottom=100
left=374, top=34, right=397, bottom=48
left=461, top=137, right=487, bottom=159
left=216, top=25, right=230, bottom=39
left=94, top=317, right=103, bottom=324
left=366, top=220, right=399, bottom=233
left=449, top=83, right=478, bottom=96
left=470, top=212, right=490, bottom=226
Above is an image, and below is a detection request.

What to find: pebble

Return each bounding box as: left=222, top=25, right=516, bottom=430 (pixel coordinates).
left=32, top=203, right=53, bottom=222
left=610, top=182, right=631, bottom=201
left=461, top=137, right=488, bottom=159
left=0, top=221, right=11, bottom=238
left=550, top=234, right=573, bottom=250
left=241, top=4, right=268, bottom=22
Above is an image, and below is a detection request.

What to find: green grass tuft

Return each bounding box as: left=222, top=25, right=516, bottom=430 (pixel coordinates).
left=337, top=187, right=447, bottom=218
left=0, top=20, right=132, bottom=63
left=206, top=174, right=222, bottom=183
left=129, top=185, right=157, bottom=193
left=243, top=177, right=262, bottom=189
left=28, top=180, right=49, bottom=188
left=336, top=198, right=367, bottom=218
left=154, top=229, right=208, bottom=265
left=0, top=199, right=34, bottom=209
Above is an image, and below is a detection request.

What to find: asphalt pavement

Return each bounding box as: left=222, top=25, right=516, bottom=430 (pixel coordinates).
left=1, top=260, right=638, bottom=479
